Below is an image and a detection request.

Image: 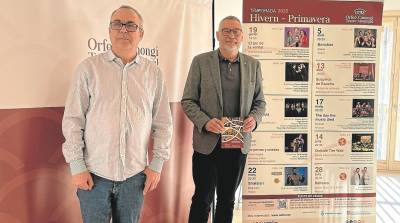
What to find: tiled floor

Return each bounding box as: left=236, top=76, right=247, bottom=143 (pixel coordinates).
left=376, top=174, right=400, bottom=223
left=229, top=174, right=400, bottom=223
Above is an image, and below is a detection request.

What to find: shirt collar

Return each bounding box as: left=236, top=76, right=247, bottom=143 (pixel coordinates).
left=217, top=49, right=240, bottom=63
left=106, top=50, right=141, bottom=65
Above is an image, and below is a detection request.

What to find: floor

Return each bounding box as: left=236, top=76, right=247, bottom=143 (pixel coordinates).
left=376, top=174, right=400, bottom=223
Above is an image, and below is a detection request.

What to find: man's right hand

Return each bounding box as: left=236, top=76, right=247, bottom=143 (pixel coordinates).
left=205, top=118, right=224, bottom=134
left=72, top=171, right=94, bottom=190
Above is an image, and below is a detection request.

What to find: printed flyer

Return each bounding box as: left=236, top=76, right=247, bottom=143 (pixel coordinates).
left=242, top=0, right=383, bottom=222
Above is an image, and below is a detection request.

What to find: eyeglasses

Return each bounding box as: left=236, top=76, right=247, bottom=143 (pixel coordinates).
left=109, top=21, right=142, bottom=32
left=221, top=28, right=242, bottom=36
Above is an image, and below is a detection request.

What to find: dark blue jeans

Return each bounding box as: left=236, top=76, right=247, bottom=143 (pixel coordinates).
left=77, top=172, right=146, bottom=223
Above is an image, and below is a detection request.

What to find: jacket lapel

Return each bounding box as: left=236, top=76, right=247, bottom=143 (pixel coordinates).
left=210, top=50, right=223, bottom=109
left=239, top=53, right=249, bottom=117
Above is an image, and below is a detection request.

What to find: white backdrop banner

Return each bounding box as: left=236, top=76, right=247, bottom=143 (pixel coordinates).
left=0, top=0, right=212, bottom=108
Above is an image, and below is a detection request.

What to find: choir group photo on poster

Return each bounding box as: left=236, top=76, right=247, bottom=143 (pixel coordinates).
left=285, top=98, right=308, bottom=117
left=352, top=133, right=374, bottom=152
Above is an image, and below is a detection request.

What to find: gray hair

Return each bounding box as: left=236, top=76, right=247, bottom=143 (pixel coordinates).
left=110, top=5, right=144, bottom=28
left=218, top=16, right=241, bottom=30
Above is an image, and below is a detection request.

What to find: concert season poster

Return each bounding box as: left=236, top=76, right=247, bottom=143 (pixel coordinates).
left=242, top=0, right=382, bottom=222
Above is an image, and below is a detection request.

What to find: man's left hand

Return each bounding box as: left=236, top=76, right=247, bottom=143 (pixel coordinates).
left=243, top=116, right=256, bottom=133
left=143, top=167, right=161, bottom=195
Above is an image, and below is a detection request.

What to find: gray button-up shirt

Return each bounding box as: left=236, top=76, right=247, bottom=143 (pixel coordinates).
left=62, top=50, right=173, bottom=181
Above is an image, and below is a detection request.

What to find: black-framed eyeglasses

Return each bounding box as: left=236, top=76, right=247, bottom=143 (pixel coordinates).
left=109, top=21, right=142, bottom=32
left=221, top=28, right=242, bottom=36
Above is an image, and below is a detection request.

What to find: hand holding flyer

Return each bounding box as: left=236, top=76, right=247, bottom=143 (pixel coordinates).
left=221, top=117, right=244, bottom=149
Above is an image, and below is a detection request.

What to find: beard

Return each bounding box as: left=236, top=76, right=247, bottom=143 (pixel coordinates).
left=220, top=43, right=240, bottom=53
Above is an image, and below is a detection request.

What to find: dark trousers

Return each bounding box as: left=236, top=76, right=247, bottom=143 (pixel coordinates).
left=188, top=143, right=247, bottom=223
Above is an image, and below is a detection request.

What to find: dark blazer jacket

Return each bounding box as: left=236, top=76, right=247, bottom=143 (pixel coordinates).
left=181, top=49, right=266, bottom=154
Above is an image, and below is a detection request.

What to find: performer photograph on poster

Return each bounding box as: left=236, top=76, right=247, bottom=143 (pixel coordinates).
left=351, top=167, right=372, bottom=185
left=284, top=133, right=308, bottom=152
left=284, top=167, right=307, bottom=186
left=285, top=98, right=308, bottom=117
left=353, top=63, right=375, bottom=81
left=284, top=27, right=310, bottom=47
left=285, top=62, right=309, bottom=81
left=352, top=133, right=374, bottom=152
left=352, top=99, right=374, bottom=118
left=354, top=28, right=377, bottom=48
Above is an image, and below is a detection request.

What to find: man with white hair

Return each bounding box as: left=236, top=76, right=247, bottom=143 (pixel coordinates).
left=181, top=15, right=266, bottom=223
